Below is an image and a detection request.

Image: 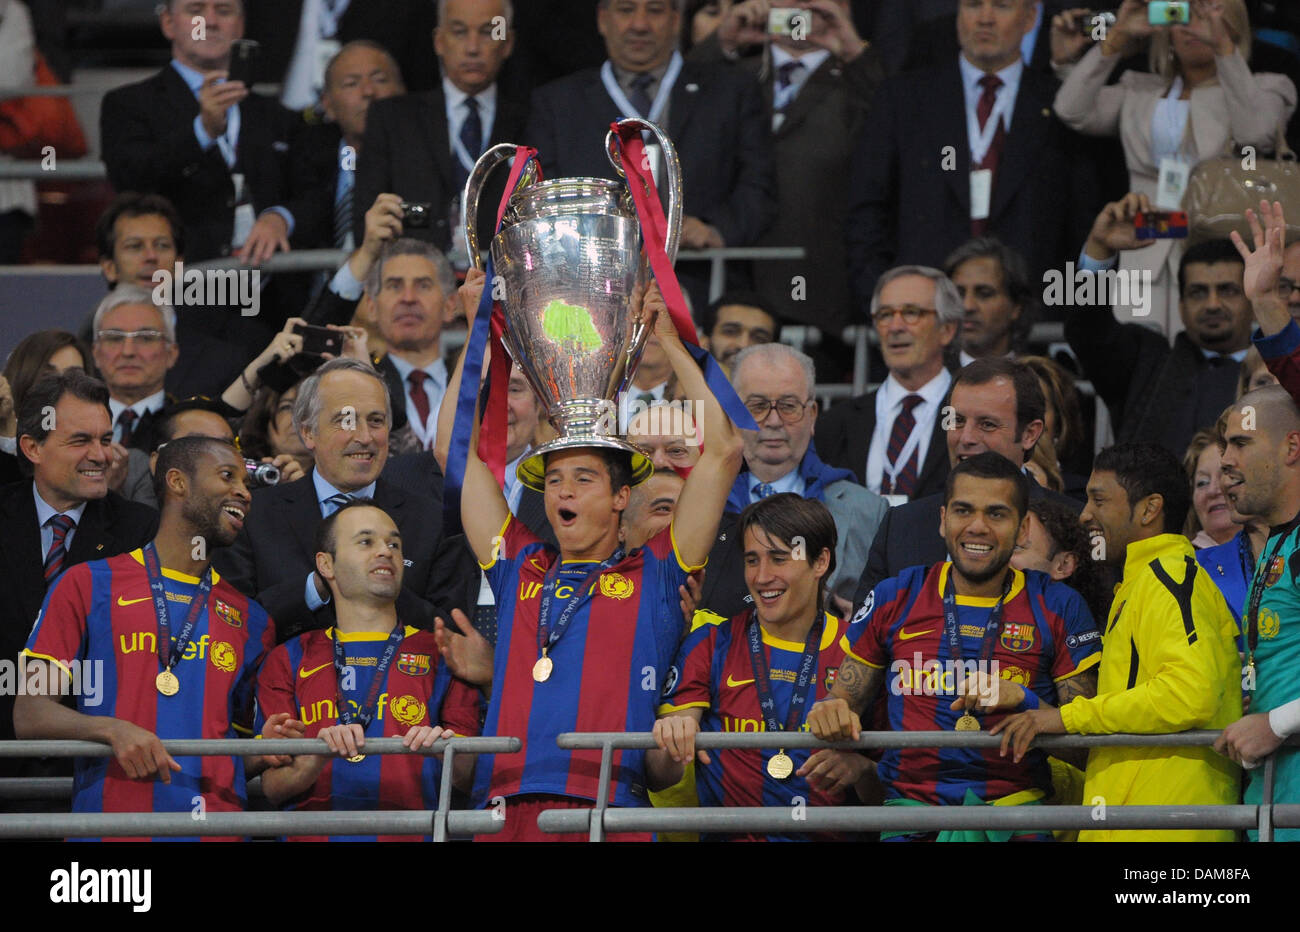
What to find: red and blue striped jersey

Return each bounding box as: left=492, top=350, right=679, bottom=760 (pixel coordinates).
left=256, top=626, right=482, bottom=842
left=660, top=609, right=855, bottom=841
left=477, top=517, right=696, bottom=808
left=843, top=563, right=1101, bottom=806
left=23, top=550, right=274, bottom=840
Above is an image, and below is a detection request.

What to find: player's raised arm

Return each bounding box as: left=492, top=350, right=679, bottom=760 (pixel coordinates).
left=432, top=267, right=510, bottom=565
left=652, top=282, right=745, bottom=567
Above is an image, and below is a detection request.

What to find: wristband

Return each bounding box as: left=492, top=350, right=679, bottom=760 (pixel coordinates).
left=1018, top=688, right=1040, bottom=711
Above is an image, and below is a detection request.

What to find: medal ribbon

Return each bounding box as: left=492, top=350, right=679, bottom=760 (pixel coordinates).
left=745, top=609, right=824, bottom=737
left=444, top=146, right=540, bottom=527
left=141, top=542, right=213, bottom=676
left=332, top=624, right=405, bottom=729
left=610, top=123, right=758, bottom=433
left=1245, top=533, right=1285, bottom=676
left=942, top=568, right=1012, bottom=708
left=536, top=549, right=627, bottom=660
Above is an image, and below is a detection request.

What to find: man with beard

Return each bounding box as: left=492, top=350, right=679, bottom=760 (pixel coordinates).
left=1215, top=387, right=1300, bottom=839
left=995, top=442, right=1241, bottom=841
left=16, top=437, right=280, bottom=839
left=808, top=453, right=1100, bottom=841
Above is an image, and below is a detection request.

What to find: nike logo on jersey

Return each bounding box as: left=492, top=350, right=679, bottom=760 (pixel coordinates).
left=116, top=596, right=150, bottom=607
left=726, top=674, right=755, bottom=688
left=299, top=662, right=332, bottom=679
left=898, top=627, right=934, bottom=641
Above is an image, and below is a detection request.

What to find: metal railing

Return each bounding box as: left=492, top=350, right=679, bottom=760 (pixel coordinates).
left=0, top=736, right=519, bottom=840
left=539, top=730, right=1284, bottom=842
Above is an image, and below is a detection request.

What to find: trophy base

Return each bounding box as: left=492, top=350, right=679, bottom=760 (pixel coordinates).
left=517, top=435, right=653, bottom=493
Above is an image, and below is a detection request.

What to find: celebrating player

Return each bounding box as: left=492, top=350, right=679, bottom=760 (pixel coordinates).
left=15, top=437, right=277, bottom=839
left=433, top=271, right=744, bottom=841
left=649, top=493, right=877, bottom=841
left=807, top=453, right=1101, bottom=841
left=256, top=500, right=481, bottom=841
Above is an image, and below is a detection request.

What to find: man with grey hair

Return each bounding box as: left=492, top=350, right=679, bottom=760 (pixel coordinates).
left=90, top=284, right=180, bottom=454
left=215, top=357, right=449, bottom=642
left=696, top=341, right=889, bottom=620
left=816, top=265, right=961, bottom=500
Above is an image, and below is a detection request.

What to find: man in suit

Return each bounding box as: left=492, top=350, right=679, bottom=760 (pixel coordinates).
left=851, top=356, right=1081, bottom=607
left=699, top=342, right=889, bottom=620
left=1067, top=193, right=1254, bottom=459
left=817, top=266, right=961, bottom=500
left=354, top=0, right=526, bottom=262
left=214, top=358, right=447, bottom=643
left=90, top=286, right=181, bottom=456
left=845, top=0, right=1098, bottom=312
left=246, top=0, right=436, bottom=111
left=708, top=0, right=883, bottom=341
left=99, top=0, right=313, bottom=268
left=525, top=0, right=775, bottom=307
left=0, top=370, right=158, bottom=753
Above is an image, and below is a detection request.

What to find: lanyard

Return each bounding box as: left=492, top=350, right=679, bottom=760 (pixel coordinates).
left=450, top=99, right=490, bottom=177
left=942, top=568, right=1011, bottom=673
left=536, top=549, right=627, bottom=659
left=600, top=51, right=683, bottom=124
left=332, top=624, right=404, bottom=729
left=880, top=406, right=926, bottom=492
left=746, top=610, right=823, bottom=736
left=965, top=77, right=1015, bottom=168
left=141, top=542, right=213, bottom=675
left=1245, top=533, right=1286, bottom=674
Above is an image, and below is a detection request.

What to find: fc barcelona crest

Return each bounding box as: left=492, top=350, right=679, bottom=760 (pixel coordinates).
left=824, top=666, right=839, bottom=691
left=397, top=652, right=431, bottom=676
left=213, top=599, right=243, bottom=628
left=1000, top=622, right=1035, bottom=652
left=1265, top=556, right=1285, bottom=589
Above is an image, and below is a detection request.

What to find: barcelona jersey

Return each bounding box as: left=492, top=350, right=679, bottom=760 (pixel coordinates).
left=660, top=608, right=856, bottom=841
left=23, top=550, right=274, bottom=840
left=843, top=563, right=1101, bottom=806
left=476, top=517, right=696, bottom=808
left=256, top=626, right=482, bottom=842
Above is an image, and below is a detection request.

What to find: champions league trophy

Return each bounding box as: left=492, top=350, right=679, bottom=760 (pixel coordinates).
left=462, top=118, right=682, bottom=490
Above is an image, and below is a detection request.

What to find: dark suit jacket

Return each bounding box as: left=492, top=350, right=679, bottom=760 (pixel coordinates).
left=851, top=475, right=1081, bottom=607
left=100, top=66, right=305, bottom=262
left=212, top=472, right=446, bottom=643
left=902, top=2, right=1069, bottom=75
left=844, top=62, right=1100, bottom=312
left=284, top=121, right=347, bottom=251
left=244, top=0, right=437, bottom=93
left=165, top=328, right=250, bottom=403
left=815, top=385, right=950, bottom=499
left=524, top=59, right=776, bottom=250
left=0, top=484, right=159, bottom=741
left=354, top=84, right=531, bottom=252
left=119, top=403, right=169, bottom=455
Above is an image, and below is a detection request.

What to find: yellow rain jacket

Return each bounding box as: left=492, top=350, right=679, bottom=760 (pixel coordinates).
left=1059, top=534, right=1241, bottom=842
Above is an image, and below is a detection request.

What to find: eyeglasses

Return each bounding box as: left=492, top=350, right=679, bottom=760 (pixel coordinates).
left=96, top=329, right=167, bottom=347
left=745, top=396, right=812, bottom=423
left=872, top=305, right=937, bottom=327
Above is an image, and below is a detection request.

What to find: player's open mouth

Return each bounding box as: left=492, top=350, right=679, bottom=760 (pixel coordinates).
left=222, top=503, right=246, bottom=530
left=557, top=508, right=577, bottom=525
left=960, top=541, right=993, bottom=554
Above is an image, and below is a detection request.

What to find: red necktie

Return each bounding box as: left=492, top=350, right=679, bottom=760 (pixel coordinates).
left=43, top=513, right=76, bottom=582
left=407, top=370, right=431, bottom=434
left=880, top=394, right=923, bottom=497
left=972, top=73, right=1005, bottom=236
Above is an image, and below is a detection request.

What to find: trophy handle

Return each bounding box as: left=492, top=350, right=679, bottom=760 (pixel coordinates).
left=463, top=143, right=530, bottom=272
left=605, top=118, right=683, bottom=265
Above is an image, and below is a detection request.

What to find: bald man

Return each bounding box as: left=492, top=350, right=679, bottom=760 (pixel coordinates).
left=1216, top=386, right=1300, bottom=839
left=626, top=401, right=701, bottom=476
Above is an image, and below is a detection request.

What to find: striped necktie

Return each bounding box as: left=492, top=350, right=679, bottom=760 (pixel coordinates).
left=881, top=394, right=924, bottom=497
left=323, top=493, right=353, bottom=516
left=43, top=514, right=76, bottom=582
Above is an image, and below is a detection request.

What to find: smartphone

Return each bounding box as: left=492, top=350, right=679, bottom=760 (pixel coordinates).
left=1134, top=210, right=1189, bottom=239
left=292, top=322, right=343, bottom=357
left=768, top=7, right=809, bottom=37
left=1148, top=1, right=1191, bottom=26
left=227, top=39, right=260, bottom=86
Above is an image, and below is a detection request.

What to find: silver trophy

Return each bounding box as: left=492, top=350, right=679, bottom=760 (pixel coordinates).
left=463, top=118, right=683, bottom=491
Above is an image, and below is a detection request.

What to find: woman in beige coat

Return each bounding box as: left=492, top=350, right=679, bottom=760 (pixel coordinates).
left=1051, top=0, right=1295, bottom=337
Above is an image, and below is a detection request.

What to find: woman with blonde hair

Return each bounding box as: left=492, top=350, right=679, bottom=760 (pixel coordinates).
left=1051, top=0, right=1296, bottom=336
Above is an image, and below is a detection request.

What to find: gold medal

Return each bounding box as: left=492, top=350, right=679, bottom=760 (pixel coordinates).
left=767, top=751, right=795, bottom=780
left=155, top=670, right=179, bottom=696
left=954, top=713, right=980, bottom=732
left=347, top=754, right=365, bottom=763
left=532, top=654, right=553, bottom=683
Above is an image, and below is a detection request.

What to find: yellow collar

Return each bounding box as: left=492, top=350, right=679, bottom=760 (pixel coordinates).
left=939, top=562, right=1023, bottom=607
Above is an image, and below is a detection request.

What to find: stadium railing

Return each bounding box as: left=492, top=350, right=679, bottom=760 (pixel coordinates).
left=0, top=736, right=519, bottom=839
left=539, top=731, right=1287, bottom=841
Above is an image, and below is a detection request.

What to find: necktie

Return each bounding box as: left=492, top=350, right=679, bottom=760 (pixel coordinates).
left=754, top=482, right=777, bottom=501
left=333, top=172, right=354, bottom=250
left=628, top=73, right=654, bottom=117
left=461, top=97, right=482, bottom=162
left=972, top=73, right=1005, bottom=235
left=323, top=493, right=353, bottom=515
left=43, top=514, right=76, bottom=582
left=881, top=394, right=924, bottom=497
left=776, top=60, right=805, bottom=90
left=407, top=369, right=432, bottom=433
left=116, top=408, right=138, bottom=446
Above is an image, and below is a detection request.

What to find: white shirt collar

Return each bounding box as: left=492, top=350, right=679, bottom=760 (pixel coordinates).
left=108, top=390, right=166, bottom=423
left=442, top=75, right=497, bottom=114
left=387, top=353, right=448, bottom=388
left=880, top=367, right=952, bottom=411
left=771, top=44, right=831, bottom=76
left=311, top=468, right=377, bottom=505
left=958, top=53, right=1024, bottom=108
left=33, top=483, right=89, bottom=528
left=747, top=467, right=805, bottom=499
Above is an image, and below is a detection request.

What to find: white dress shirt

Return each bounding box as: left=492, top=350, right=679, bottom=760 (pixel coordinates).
left=958, top=53, right=1024, bottom=137
left=34, top=484, right=87, bottom=561
left=866, top=368, right=952, bottom=495
left=109, top=390, right=166, bottom=445
left=387, top=354, right=449, bottom=450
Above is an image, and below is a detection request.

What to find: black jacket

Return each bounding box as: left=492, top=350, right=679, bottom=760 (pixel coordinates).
left=815, top=385, right=951, bottom=499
